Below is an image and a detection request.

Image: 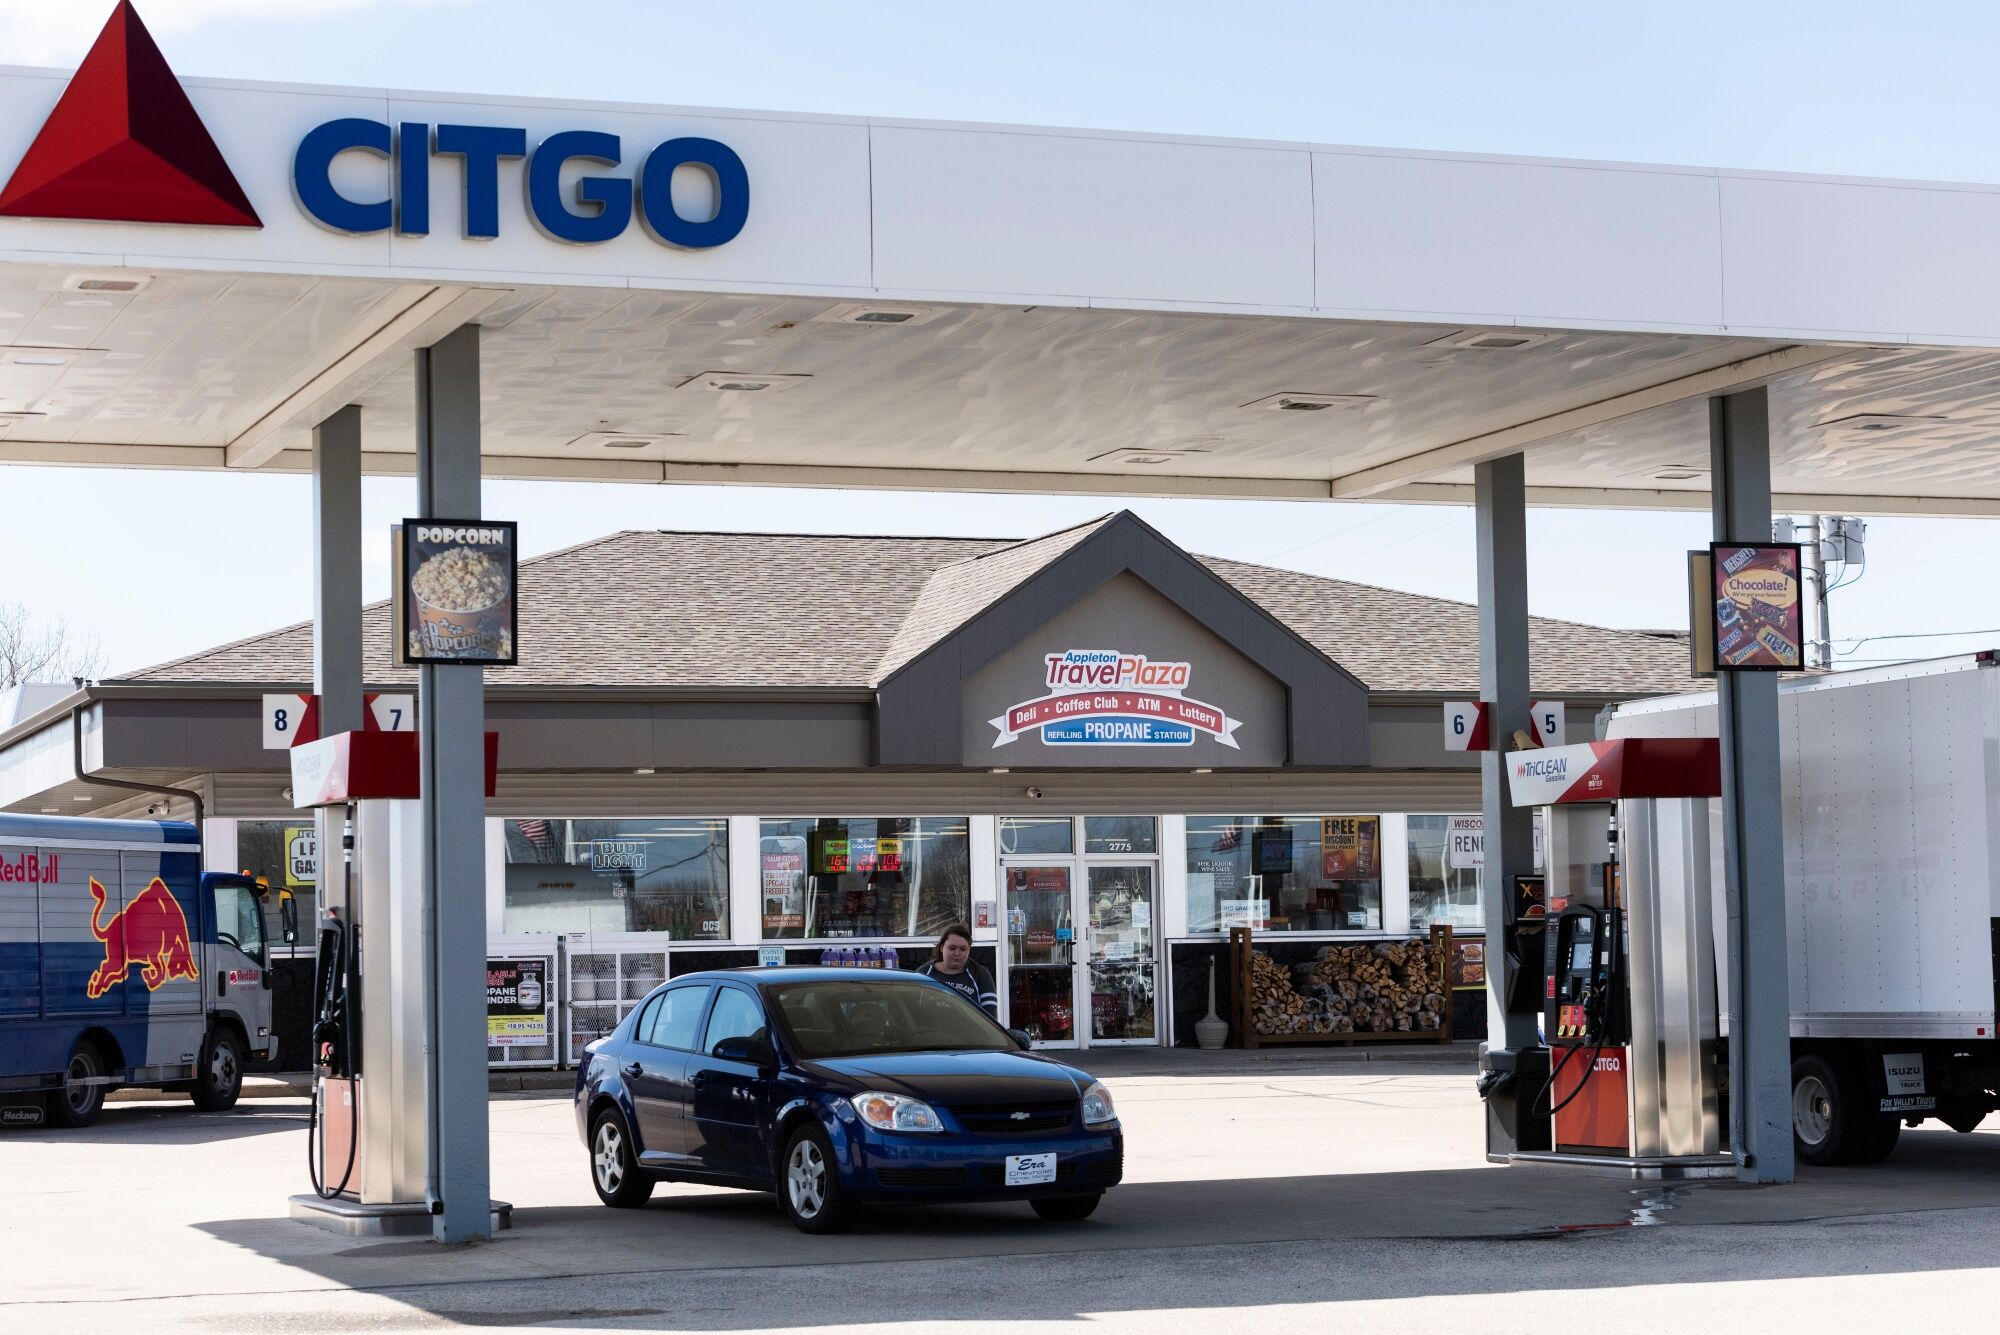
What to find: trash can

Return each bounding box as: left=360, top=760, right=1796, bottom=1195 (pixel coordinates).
left=1477, top=1043, right=1552, bottom=1158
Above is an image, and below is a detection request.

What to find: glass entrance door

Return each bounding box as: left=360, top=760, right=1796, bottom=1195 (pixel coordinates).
left=1085, top=863, right=1156, bottom=1043
left=1002, top=864, right=1077, bottom=1046
left=1000, top=854, right=1161, bottom=1048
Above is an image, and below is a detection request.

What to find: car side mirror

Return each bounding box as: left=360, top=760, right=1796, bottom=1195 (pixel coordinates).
left=714, top=1034, right=775, bottom=1069
left=1007, top=1028, right=1034, bottom=1051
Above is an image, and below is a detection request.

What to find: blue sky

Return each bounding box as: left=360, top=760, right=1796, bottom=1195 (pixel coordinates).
left=5, top=0, right=2000, bottom=675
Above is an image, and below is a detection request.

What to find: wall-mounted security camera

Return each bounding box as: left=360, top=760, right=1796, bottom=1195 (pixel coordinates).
left=1024, top=786, right=1043, bottom=800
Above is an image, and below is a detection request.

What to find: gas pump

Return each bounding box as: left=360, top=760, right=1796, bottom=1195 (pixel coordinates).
left=1541, top=903, right=1630, bottom=1153
left=287, top=729, right=497, bottom=1226
left=1506, top=737, right=1730, bottom=1174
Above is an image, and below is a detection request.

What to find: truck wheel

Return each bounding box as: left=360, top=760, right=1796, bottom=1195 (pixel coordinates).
left=47, top=1041, right=107, bottom=1129
left=1792, top=1053, right=1879, bottom=1165
left=1849, top=1109, right=1902, bottom=1165
left=191, top=1029, right=244, bottom=1112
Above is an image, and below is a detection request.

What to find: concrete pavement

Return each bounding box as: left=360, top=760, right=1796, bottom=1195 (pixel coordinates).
left=7, top=1056, right=1999, bottom=1332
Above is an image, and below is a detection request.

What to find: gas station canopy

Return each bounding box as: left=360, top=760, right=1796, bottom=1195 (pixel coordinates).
left=7, top=45, right=2000, bottom=512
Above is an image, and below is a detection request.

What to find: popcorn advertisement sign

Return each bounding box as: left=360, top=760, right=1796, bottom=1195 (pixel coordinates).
left=394, top=520, right=519, bottom=666
left=1710, top=543, right=1802, bottom=671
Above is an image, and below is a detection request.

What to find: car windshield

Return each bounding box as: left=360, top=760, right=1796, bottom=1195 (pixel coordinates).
left=767, top=979, right=1016, bottom=1059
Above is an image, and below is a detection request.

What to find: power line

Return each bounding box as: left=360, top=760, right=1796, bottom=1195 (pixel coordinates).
left=1834, top=628, right=2000, bottom=656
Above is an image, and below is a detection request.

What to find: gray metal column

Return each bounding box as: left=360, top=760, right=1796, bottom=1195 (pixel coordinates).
left=1477, top=454, right=1537, bottom=1051
left=1709, top=387, right=1795, bottom=1184
left=413, top=324, right=492, bottom=1241
left=312, top=406, right=363, bottom=926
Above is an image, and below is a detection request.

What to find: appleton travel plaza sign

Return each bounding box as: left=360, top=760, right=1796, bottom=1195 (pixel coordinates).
left=991, top=650, right=1244, bottom=749
left=0, top=3, right=749, bottom=249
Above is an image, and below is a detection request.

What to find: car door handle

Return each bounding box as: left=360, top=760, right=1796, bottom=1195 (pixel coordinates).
left=690, top=1071, right=708, bottom=1089
left=623, top=1061, right=644, bottom=1078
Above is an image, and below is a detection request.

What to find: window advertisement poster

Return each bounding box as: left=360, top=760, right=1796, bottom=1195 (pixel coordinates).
left=394, top=519, right=519, bottom=666
left=1320, top=816, right=1381, bottom=879
left=1446, top=815, right=1482, bottom=871
left=1710, top=542, right=1803, bottom=670
left=486, top=958, right=549, bottom=1047
left=1450, top=939, right=1486, bottom=990
left=283, top=823, right=318, bottom=888
left=1220, top=898, right=1270, bottom=930
left=761, top=845, right=806, bottom=933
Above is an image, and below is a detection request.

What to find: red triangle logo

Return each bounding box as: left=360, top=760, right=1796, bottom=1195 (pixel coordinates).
left=0, top=2, right=260, bottom=228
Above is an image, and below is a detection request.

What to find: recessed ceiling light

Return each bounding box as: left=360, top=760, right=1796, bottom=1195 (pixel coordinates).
left=1239, top=392, right=1377, bottom=413
left=600, top=439, right=650, bottom=450
left=811, top=303, right=942, bottom=327
left=71, top=795, right=91, bottom=802
left=1088, top=447, right=1208, bottom=466
left=61, top=272, right=151, bottom=294
left=634, top=768, right=656, bottom=775
left=1424, top=329, right=1559, bottom=351
left=1818, top=413, right=1946, bottom=433
left=1654, top=472, right=1700, bottom=482
left=678, top=371, right=810, bottom=395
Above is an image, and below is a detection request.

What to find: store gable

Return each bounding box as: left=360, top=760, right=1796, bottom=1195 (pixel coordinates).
left=874, top=511, right=1370, bottom=767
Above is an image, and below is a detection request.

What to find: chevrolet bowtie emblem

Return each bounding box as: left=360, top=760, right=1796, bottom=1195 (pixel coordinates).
left=1010, top=1111, right=1031, bottom=1120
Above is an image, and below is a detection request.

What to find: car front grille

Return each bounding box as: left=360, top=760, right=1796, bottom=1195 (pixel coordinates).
left=953, top=1101, right=1075, bottom=1134
left=875, top=1165, right=966, bottom=1188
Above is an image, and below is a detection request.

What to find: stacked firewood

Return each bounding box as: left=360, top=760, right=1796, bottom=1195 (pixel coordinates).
left=1246, top=939, right=1446, bottom=1037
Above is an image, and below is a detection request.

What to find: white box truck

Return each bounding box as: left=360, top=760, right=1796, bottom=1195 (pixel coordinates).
left=1607, top=654, right=2000, bottom=1164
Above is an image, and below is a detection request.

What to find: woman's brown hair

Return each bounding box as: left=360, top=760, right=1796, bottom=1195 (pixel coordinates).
left=930, top=923, right=973, bottom=964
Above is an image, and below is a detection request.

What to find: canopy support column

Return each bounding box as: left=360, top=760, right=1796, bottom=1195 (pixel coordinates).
left=1709, top=387, right=1796, bottom=1184
left=312, top=404, right=363, bottom=953
left=1476, top=453, right=1546, bottom=1155
left=414, top=324, right=493, bottom=1242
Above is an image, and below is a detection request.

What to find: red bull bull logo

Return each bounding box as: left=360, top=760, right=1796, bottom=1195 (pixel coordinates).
left=86, top=876, right=197, bottom=1000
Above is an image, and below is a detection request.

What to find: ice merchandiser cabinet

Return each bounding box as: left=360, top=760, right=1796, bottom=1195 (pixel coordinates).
left=1502, top=738, right=1733, bottom=1175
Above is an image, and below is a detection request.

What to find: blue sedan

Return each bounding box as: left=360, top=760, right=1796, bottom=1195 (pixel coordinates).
left=574, top=967, right=1123, bottom=1232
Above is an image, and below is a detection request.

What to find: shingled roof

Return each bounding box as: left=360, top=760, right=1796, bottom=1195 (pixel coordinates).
left=117, top=517, right=1697, bottom=697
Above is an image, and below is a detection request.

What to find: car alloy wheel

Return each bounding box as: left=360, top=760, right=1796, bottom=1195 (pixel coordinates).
left=787, top=1136, right=826, bottom=1218
left=589, top=1109, right=653, bottom=1208
left=594, top=1120, right=626, bottom=1194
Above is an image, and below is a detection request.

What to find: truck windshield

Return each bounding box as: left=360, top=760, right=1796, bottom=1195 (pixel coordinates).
left=212, top=881, right=265, bottom=960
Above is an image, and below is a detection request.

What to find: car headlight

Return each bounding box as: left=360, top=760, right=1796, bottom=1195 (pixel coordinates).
left=850, top=1091, right=944, bottom=1133
left=1081, top=1081, right=1117, bottom=1126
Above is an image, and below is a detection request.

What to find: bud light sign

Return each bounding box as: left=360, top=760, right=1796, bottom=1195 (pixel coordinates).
left=990, top=649, right=1241, bottom=749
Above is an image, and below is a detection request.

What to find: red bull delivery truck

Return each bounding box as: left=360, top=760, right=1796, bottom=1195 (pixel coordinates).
left=1, top=813, right=290, bottom=1128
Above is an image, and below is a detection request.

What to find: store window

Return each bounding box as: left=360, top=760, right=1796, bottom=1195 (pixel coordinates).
left=997, top=817, right=1072, bottom=856
left=1182, top=815, right=1382, bottom=933
left=236, top=819, right=319, bottom=952
left=1084, top=816, right=1156, bottom=855
left=1408, top=815, right=1482, bottom=932
left=758, top=816, right=969, bottom=940
left=503, top=818, right=728, bottom=938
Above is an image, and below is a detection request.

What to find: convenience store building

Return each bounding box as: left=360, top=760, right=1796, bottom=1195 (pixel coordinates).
left=0, top=510, right=1692, bottom=1058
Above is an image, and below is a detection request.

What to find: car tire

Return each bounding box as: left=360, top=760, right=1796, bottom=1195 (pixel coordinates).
left=1849, top=1108, right=1902, bottom=1165
left=191, top=1028, right=244, bottom=1112
left=778, top=1123, right=854, bottom=1234
left=589, top=1108, right=654, bottom=1208
left=48, top=1041, right=107, bottom=1129
left=1031, top=1193, right=1102, bottom=1222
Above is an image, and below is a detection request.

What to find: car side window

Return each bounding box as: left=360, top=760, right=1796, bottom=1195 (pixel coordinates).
left=702, top=987, right=766, bottom=1055
left=641, top=985, right=711, bottom=1051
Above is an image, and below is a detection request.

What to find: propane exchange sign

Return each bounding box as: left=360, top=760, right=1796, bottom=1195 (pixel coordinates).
left=394, top=520, right=519, bottom=666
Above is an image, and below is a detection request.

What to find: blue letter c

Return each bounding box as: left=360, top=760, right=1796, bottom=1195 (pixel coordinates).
left=294, top=118, right=392, bottom=235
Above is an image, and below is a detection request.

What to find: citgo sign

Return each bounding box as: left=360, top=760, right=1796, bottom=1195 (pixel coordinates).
left=294, top=120, right=748, bottom=248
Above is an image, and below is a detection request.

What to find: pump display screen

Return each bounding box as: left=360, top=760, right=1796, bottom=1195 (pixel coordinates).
left=1570, top=942, right=1593, bottom=972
